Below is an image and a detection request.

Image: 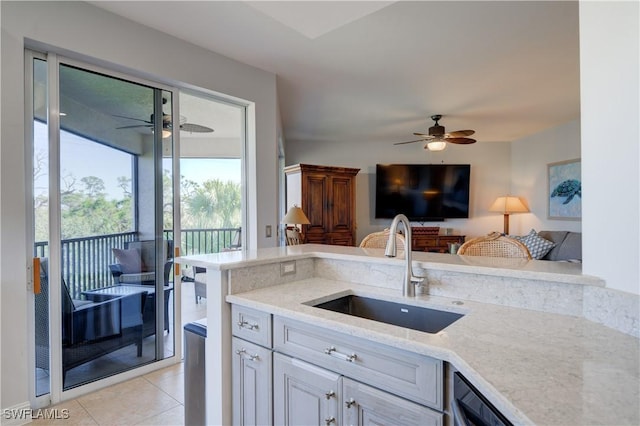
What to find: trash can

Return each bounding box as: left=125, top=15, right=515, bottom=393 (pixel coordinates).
left=184, top=318, right=207, bottom=426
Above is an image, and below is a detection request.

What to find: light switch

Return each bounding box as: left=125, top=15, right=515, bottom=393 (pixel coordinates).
left=266, top=225, right=272, bottom=238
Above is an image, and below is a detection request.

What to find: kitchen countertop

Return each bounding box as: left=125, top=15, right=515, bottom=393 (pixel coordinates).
left=178, top=243, right=603, bottom=286
left=177, top=245, right=636, bottom=424
left=226, top=278, right=639, bottom=425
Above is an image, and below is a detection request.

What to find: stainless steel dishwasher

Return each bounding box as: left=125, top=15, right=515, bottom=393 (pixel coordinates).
left=184, top=318, right=207, bottom=426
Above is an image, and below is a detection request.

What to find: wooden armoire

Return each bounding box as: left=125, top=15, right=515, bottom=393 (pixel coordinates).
left=284, top=164, right=360, bottom=246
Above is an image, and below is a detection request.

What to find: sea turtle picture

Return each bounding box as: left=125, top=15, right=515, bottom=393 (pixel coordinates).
left=551, top=179, right=581, bottom=204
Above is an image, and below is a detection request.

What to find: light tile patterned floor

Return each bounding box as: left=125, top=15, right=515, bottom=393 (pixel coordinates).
left=29, top=363, right=185, bottom=426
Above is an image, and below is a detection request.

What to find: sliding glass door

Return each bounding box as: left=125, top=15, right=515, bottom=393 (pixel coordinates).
left=29, top=51, right=175, bottom=401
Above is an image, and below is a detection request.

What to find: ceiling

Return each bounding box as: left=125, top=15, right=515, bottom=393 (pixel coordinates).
left=89, top=1, right=580, bottom=146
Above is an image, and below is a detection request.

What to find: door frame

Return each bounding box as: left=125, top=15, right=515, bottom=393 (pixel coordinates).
left=26, top=50, right=183, bottom=406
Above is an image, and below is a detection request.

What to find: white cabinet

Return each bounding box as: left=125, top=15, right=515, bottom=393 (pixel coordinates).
left=232, top=337, right=272, bottom=426
left=231, top=304, right=446, bottom=426
left=342, top=377, right=443, bottom=426
left=231, top=306, right=274, bottom=425
left=274, top=353, right=342, bottom=425
left=273, top=316, right=443, bottom=410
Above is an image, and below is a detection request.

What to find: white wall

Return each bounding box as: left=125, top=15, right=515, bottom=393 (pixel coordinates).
left=285, top=138, right=512, bottom=243
left=511, top=119, right=582, bottom=233
left=579, top=1, right=639, bottom=295
left=1, top=1, right=278, bottom=410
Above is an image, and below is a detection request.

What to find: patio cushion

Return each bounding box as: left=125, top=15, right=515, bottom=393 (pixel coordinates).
left=118, top=272, right=156, bottom=284
left=113, top=248, right=144, bottom=273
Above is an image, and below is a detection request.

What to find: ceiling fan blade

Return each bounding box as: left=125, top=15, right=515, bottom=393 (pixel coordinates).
left=413, top=132, right=430, bottom=137
left=116, top=124, right=152, bottom=129
left=445, top=137, right=476, bottom=145
left=393, top=139, right=425, bottom=145
left=447, top=129, right=475, bottom=137
left=112, top=114, right=152, bottom=124
left=180, top=123, right=214, bottom=133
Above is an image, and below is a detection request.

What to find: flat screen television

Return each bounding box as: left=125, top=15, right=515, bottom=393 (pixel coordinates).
left=375, top=164, right=471, bottom=221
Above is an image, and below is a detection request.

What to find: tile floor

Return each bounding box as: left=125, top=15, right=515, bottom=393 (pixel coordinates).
left=30, top=280, right=207, bottom=425
left=29, top=363, right=186, bottom=426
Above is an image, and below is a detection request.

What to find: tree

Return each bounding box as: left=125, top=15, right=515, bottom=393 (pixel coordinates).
left=183, top=179, right=241, bottom=229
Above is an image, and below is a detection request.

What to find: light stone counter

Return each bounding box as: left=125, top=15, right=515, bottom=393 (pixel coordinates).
left=176, top=244, right=639, bottom=425
left=226, top=278, right=640, bottom=426
left=179, top=243, right=601, bottom=285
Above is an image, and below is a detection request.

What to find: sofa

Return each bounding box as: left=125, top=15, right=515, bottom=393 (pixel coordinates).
left=537, top=230, right=582, bottom=262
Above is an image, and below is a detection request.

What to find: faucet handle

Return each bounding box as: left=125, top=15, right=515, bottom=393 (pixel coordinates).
left=411, top=275, right=424, bottom=284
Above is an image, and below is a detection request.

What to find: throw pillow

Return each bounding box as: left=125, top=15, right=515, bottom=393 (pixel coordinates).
left=514, top=229, right=556, bottom=260
left=112, top=248, right=144, bottom=273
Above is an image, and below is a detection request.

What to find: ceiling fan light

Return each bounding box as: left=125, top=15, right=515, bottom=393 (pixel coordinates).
left=426, top=140, right=447, bottom=151
left=151, top=128, right=172, bottom=138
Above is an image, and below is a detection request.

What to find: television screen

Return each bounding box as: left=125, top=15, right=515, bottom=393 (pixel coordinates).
left=375, top=164, right=471, bottom=221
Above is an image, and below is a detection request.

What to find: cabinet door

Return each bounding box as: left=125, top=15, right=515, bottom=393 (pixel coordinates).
left=343, top=378, right=443, bottom=426
left=328, top=175, right=354, bottom=234
left=303, top=172, right=329, bottom=242
left=232, top=337, right=272, bottom=426
left=274, top=353, right=341, bottom=426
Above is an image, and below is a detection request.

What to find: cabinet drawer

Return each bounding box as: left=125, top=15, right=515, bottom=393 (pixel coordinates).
left=273, top=316, right=443, bottom=410
left=231, top=305, right=272, bottom=347
left=343, top=378, right=443, bottom=426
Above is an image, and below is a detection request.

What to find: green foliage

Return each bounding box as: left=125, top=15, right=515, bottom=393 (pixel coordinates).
left=35, top=171, right=241, bottom=241
left=183, top=179, right=241, bottom=229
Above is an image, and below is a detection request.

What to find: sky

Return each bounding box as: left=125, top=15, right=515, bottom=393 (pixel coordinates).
left=34, top=121, right=241, bottom=200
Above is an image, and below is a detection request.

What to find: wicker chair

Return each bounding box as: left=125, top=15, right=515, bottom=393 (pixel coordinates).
left=457, top=232, right=532, bottom=259
left=359, top=229, right=405, bottom=249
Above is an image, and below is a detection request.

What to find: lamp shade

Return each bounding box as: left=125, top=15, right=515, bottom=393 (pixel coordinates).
left=489, top=196, right=529, bottom=214
left=282, top=205, right=311, bottom=225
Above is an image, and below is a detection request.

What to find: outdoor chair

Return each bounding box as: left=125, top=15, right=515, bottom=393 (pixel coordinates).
left=35, top=258, right=147, bottom=385
left=456, top=232, right=532, bottom=259
left=109, top=239, right=173, bottom=286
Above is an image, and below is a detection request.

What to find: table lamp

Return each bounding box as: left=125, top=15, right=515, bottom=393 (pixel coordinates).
left=489, top=196, right=529, bottom=234
left=282, top=205, right=311, bottom=243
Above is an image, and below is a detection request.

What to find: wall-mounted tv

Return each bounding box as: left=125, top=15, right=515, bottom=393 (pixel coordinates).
left=375, top=164, right=471, bottom=221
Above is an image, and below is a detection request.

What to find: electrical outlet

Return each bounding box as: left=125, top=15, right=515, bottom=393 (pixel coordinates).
left=280, top=260, right=296, bottom=276
left=266, top=225, right=272, bottom=238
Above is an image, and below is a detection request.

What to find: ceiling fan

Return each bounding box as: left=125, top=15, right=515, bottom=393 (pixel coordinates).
left=394, top=114, right=476, bottom=151
left=114, top=100, right=214, bottom=138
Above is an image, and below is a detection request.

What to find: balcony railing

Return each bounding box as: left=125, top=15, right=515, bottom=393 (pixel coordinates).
left=35, top=227, right=241, bottom=299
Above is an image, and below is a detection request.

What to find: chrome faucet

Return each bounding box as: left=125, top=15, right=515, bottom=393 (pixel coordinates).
left=384, top=214, right=424, bottom=297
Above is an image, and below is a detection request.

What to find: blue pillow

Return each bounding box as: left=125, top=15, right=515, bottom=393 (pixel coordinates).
left=512, top=229, right=556, bottom=259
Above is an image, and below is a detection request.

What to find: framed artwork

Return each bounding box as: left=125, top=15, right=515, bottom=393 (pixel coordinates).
left=548, top=159, right=581, bottom=220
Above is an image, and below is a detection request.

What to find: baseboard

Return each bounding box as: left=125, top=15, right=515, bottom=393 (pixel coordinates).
left=1, top=401, right=32, bottom=426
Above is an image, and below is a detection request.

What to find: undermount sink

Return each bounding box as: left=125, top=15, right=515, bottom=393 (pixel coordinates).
left=313, top=295, right=463, bottom=334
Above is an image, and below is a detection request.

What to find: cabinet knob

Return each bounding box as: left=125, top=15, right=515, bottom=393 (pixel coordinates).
left=237, top=320, right=259, bottom=330
left=345, top=398, right=356, bottom=408
left=324, top=346, right=358, bottom=362
left=235, top=348, right=259, bottom=361
left=324, top=417, right=336, bottom=425
left=324, top=390, right=335, bottom=400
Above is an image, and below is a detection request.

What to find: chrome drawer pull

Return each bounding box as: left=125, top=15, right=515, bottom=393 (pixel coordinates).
left=325, top=390, right=336, bottom=400
left=324, top=346, right=357, bottom=362
left=235, top=348, right=259, bottom=361
left=324, top=416, right=336, bottom=425
left=237, top=320, right=259, bottom=330
left=345, top=398, right=356, bottom=408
